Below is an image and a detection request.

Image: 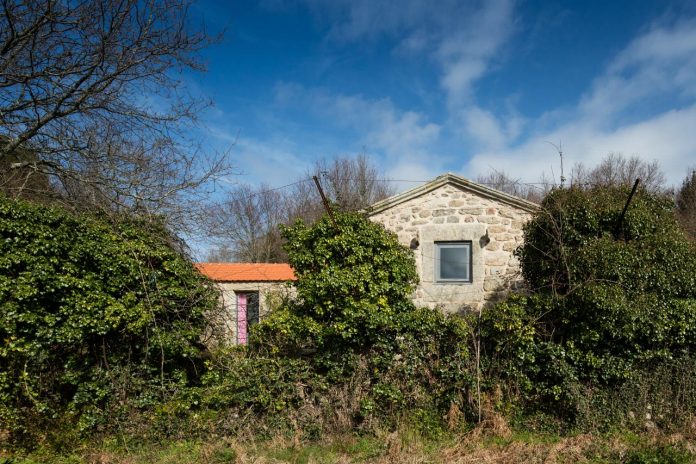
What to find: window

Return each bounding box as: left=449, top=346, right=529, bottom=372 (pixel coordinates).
left=435, top=241, right=472, bottom=283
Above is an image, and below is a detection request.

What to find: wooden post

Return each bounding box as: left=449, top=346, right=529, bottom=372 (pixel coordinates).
left=614, top=178, right=640, bottom=239
left=313, top=175, right=339, bottom=230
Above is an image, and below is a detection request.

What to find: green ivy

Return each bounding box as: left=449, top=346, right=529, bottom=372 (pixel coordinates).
left=481, top=186, right=696, bottom=425
left=260, top=211, right=419, bottom=351
left=0, top=196, right=219, bottom=442
left=248, top=211, right=475, bottom=425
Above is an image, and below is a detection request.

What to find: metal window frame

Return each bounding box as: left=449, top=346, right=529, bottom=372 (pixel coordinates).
left=434, top=241, right=473, bottom=283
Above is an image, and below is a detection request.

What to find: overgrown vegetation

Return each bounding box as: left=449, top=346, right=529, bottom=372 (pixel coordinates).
left=0, top=195, right=219, bottom=444
left=4, top=183, right=696, bottom=461
left=481, top=185, right=696, bottom=428
left=189, top=212, right=475, bottom=438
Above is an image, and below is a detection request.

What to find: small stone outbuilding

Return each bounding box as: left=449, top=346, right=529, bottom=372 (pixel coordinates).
left=198, top=173, right=538, bottom=342
left=367, top=173, right=538, bottom=313
left=196, top=263, right=295, bottom=344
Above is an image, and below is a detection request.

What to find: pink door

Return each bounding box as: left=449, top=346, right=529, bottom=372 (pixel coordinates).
left=237, top=293, right=248, bottom=344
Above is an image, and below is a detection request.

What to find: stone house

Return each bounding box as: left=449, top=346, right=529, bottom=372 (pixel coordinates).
left=367, top=173, right=538, bottom=313
left=199, top=173, right=538, bottom=342
left=196, top=263, right=295, bottom=344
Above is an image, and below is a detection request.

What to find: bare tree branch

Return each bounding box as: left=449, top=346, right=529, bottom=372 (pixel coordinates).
left=570, top=153, right=666, bottom=193
left=205, top=154, right=395, bottom=262
left=0, top=0, right=230, bottom=232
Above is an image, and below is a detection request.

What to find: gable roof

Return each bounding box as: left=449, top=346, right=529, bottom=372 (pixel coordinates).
left=365, top=172, right=540, bottom=215
left=196, top=263, right=296, bottom=282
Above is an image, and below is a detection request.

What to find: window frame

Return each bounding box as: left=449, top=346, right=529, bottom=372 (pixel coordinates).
left=434, top=241, right=473, bottom=283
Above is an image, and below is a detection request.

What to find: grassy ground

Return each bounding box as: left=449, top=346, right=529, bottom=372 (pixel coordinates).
left=4, top=428, right=696, bottom=464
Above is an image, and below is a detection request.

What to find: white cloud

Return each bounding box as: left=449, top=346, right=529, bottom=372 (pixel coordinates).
left=465, top=18, right=696, bottom=187
left=579, top=19, right=696, bottom=123
left=456, top=105, right=525, bottom=151
left=300, top=0, right=516, bottom=104
left=466, top=104, right=696, bottom=188
left=206, top=125, right=308, bottom=187
left=272, top=83, right=443, bottom=168
left=435, top=0, right=516, bottom=104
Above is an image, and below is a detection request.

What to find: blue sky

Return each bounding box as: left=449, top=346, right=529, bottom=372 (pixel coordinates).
left=189, top=0, right=696, bottom=190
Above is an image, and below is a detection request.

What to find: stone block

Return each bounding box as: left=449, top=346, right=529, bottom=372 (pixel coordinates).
left=503, top=242, right=518, bottom=252
left=433, top=209, right=454, bottom=217
left=485, top=253, right=509, bottom=266
left=484, top=276, right=504, bottom=291
left=487, top=225, right=507, bottom=233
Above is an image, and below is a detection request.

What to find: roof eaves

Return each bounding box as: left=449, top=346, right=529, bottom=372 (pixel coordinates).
left=364, top=173, right=540, bottom=215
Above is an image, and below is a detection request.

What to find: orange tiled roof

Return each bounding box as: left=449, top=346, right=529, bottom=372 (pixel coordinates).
left=196, top=263, right=296, bottom=282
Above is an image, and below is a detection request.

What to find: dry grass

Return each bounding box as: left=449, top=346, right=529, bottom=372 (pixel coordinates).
left=5, top=417, right=696, bottom=464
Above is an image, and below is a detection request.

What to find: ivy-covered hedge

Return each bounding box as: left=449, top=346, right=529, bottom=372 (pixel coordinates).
left=481, top=186, right=696, bottom=425
left=247, top=212, right=475, bottom=428
left=0, top=196, right=219, bottom=441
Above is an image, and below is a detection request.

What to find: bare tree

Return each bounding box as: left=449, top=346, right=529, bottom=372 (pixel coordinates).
left=316, top=154, right=395, bottom=211
left=570, top=153, right=666, bottom=192
left=206, top=154, right=395, bottom=262
left=676, top=168, right=696, bottom=240
left=0, top=0, right=229, bottom=228
left=475, top=169, right=546, bottom=203
left=205, top=184, right=288, bottom=263
left=0, top=139, right=51, bottom=201
left=286, top=154, right=396, bottom=223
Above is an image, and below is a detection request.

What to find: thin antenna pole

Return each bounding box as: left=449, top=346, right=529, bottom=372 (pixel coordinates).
left=313, top=175, right=339, bottom=230
left=545, top=140, right=566, bottom=187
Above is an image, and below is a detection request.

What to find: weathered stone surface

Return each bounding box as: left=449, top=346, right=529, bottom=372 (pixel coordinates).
left=503, top=242, right=518, bottom=252
left=484, top=276, right=504, bottom=291
left=433, top=209, right=454, bottom=217
left=477, top=216, right=501, bottom=224
left=485, top=241, right=500, bottom=251
left=368, top=182, right=533, bottom=312
left=485, top=253, right=509, bottom=266
left=488, top=225, right=507, bottom=233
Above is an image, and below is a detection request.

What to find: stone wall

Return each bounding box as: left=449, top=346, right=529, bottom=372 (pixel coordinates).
left=369, top=183, right=532, bottom=313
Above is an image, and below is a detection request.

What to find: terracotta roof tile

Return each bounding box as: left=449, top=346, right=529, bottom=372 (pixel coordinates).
left=196, top=263, right=296, bottom=282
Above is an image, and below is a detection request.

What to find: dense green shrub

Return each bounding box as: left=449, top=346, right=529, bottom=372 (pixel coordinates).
left=481, top=186, right=696, bottom=426
left=253, top=211, right=420, bottom=369
left=0, top=196, right=219, bottom=441
left=248, top=211, right=474, bottom=428
left=280, top=211, right=419, bottom=346
left=518, top=186, right=696, bottom=296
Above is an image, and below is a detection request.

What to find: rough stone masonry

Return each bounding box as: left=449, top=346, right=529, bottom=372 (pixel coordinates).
left=368, top=176, right=536, bottom=314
